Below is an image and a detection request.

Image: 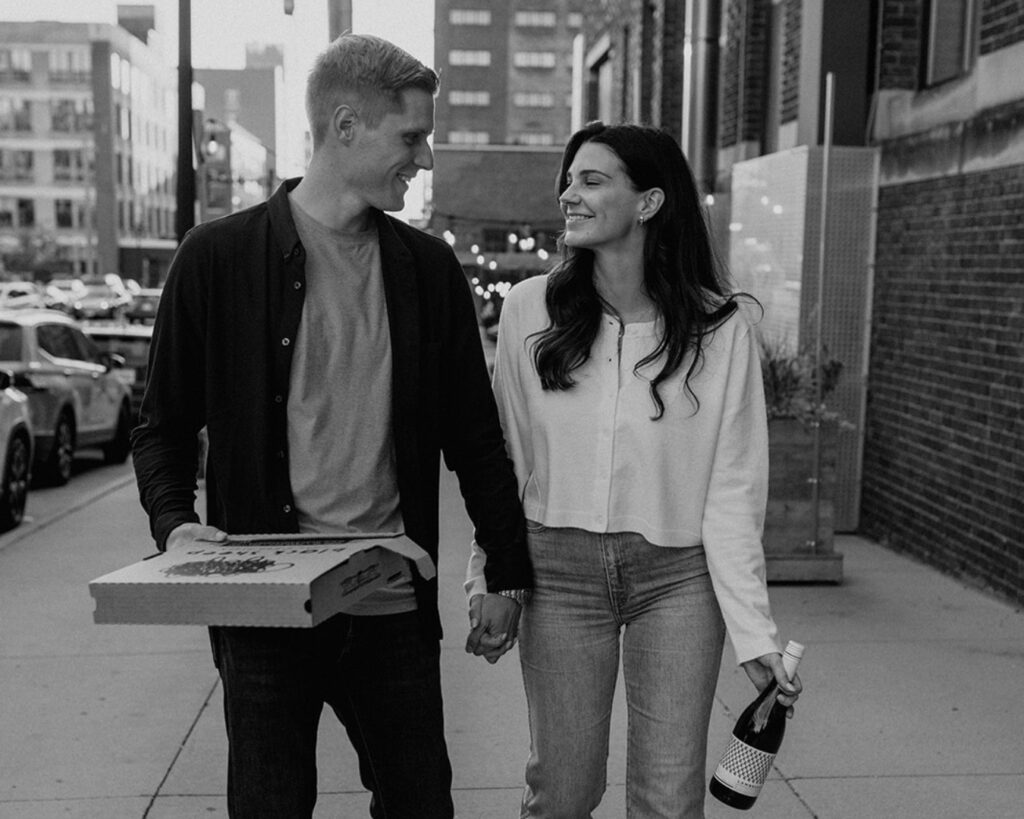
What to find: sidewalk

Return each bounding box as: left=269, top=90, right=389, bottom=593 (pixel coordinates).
left=0, top=467, right=1022, bottom=818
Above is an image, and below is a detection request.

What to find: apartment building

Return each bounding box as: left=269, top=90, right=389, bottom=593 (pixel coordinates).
left=0, top=10, right=178, bottom=285
left=431, top=0, right=586, bottom=258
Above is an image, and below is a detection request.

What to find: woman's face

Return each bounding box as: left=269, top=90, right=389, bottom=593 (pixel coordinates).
left=558, top=142, right=646, bottom=253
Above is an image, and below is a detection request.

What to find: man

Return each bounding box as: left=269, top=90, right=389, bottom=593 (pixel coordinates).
left=132, top=34, right=531, bottom=818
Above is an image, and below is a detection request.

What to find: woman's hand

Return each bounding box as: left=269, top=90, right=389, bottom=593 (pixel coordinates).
left=465, top=593, right=522, bottom=664
left=741, top=652, right=803, bottom=717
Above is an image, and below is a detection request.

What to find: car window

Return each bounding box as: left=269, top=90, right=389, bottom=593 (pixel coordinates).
left=70, top=327, right=104, bottom=364
left=37, top=324, right=83, bottom=361
left=0, top=324, right=22, bottom=360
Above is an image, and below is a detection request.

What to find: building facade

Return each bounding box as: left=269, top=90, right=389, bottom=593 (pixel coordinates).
left=0, top=12, right=178, bottom=286
left=430, top=0, right=585, bottom=261
left=576, top=0, right=1023, bottom=604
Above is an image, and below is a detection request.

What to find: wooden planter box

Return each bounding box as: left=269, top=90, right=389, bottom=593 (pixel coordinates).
left=765, top=418, right=844, bottom=583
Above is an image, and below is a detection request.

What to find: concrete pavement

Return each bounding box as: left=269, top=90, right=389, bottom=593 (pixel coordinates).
left=1, top=465, right=1022, bottom=818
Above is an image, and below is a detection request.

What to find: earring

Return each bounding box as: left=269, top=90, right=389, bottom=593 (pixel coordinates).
left=638, top=215, right=646, bottom=225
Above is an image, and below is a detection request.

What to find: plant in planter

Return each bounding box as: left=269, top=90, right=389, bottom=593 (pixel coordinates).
left=759, top=339, right=846, bottom=583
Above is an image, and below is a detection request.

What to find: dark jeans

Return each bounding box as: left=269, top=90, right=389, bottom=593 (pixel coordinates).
left=209, top=611, right=454, bottom=818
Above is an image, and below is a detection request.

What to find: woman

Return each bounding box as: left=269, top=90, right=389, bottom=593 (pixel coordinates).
left=466, top=122, right=801, bottom=818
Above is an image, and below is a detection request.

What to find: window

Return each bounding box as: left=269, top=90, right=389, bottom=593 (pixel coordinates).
left=925, top=0, right=976, bottom=85
left=515, top=11, right=557, bottom=27
left=449, top=90, right=491, bottom=106
left=0, top=199, right=12, bottom=227
left=449, top=50, right=491, bottom=66
left=0, top=325, right=22, bottom=360
left=37, top=324, right=81, bottom=361
left=48, top=48, right=90, bottom=82
left=514, top=52, right=557, bottom=69
left=0, top=99, right=31, bottom=133
left=568, top=12, right=583, bottom=28
left=17, top=199, right=34, bottom=228
left=51, top=98, right=92, bottom=133
left=0, top=150, right=33, bottom=182
left=450, top=9, right=491, bottom=25
left=71, top=327, right=103, bottom=364
left=513, top=92, right=555, bottom=108
left=448, top=130, right=490, bottom=145
left=0, top=48, right=31, bottom=81
left=55, top=199, right=73, bottom=228
left=53, top=149, right=87, bottom=182
left=513, top=132, right=555, bottom=146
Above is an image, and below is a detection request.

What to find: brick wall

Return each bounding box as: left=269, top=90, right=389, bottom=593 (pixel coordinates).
left=980, top=1, right=1024, bottom=53
left=863, top=166, right=1024, bottom=604
left=718, top=0, right=770, bottom=149
left=583, top=0, right=684, bottom=139
left=780, top=0, right=802, bottom=124
left=878, top=0, right=922, bottom=90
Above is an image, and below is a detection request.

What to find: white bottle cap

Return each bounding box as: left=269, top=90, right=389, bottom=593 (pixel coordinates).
left=782, top=641, right=805, bottom=679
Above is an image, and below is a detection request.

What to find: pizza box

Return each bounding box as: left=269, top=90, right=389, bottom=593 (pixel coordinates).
left=89, top=533, right=435, bottom=627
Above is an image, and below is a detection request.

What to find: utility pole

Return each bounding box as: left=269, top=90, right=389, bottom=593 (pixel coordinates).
left=328, top=0, right=352, bottom=40
left=175, top=0, right=194, bottom=243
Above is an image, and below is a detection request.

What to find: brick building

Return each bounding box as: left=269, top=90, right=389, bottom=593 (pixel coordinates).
left=577, top=0, right=1024, bottom=604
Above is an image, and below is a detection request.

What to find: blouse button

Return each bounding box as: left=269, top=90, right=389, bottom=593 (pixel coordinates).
left=293, top=280, right=302, bottom=289
left=274, top=394, right=283, bottom=403
left=283, top=504, right=292, bottom=514
left=281, top=337, right=290, bottom=346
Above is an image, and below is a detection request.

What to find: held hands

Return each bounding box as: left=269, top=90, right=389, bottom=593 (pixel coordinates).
left=165, top=522, right=227, bottom=551
left=465, top=593, right=522, bottom=664
left=741, top=652, right=803, bottom=718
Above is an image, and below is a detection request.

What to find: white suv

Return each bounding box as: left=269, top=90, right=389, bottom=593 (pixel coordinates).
left=0, top=309, right=133, bottom=485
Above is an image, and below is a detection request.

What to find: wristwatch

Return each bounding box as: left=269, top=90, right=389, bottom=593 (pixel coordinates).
left=497, top=588, right=532, bottom=606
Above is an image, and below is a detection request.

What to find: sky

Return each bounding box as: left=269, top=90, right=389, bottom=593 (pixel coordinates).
left=0, top=0, right=437, bottom=217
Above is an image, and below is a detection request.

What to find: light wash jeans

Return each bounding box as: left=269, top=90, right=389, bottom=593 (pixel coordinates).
left=519, top=523, right=726, bottom=819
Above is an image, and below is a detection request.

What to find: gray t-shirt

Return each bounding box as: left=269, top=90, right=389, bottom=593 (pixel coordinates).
left=287, top=197, right=415, bottom=615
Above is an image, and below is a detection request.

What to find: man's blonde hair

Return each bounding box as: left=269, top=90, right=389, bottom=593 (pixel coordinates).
left=305, top=33, right=438, bottom=148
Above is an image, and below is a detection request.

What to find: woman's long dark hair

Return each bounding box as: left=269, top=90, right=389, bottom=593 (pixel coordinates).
left=531, top=121, right=739, bottom=419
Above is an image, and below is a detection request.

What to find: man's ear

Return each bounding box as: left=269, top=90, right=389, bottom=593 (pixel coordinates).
left=332, top=104, right=359, bottom=143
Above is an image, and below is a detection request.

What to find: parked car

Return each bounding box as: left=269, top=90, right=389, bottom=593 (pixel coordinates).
left=42, top=284, right=74, bottom=313
left=69, top=281, right=133, bottom=321
left=0, top=369, right=32, bottom=530
left=123, top=287, right=162, bottom=324
left=0, top=282, right=48, bottom=311
left=0, top=309, right=133, bottom=485
left=48, top=277, right=87, bottom=301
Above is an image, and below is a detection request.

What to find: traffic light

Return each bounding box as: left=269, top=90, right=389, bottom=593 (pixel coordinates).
left=202, top=119, right=232, bottom=218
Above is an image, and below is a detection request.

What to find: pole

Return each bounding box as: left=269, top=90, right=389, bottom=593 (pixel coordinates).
left=810, top=71, right=835, bottom=549
left=175, top=0, right=195, bottom=242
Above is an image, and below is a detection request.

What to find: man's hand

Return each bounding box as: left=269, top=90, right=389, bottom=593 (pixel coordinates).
left=465, top=593, right=522, bottom=664
left=165, top=522, right=227, bottom=551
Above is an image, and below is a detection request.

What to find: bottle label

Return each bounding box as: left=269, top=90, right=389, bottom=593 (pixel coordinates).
left=712, top=737, right=776, bottom=797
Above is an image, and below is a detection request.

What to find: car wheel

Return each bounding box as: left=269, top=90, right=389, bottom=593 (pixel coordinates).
left=0, top=431, right=29, bottom=531
left=103, top=401, right=132, bottom=464
left=43, top=411, right=75, bottom=486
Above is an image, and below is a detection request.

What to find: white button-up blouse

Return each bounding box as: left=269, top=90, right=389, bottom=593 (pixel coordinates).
left=467, top=273, right=781, bottom=664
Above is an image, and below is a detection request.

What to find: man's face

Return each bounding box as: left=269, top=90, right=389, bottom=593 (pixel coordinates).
left=346, top=88, right=435, bottom=212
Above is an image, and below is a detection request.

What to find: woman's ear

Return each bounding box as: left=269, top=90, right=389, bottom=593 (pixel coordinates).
left=639, top=188, right=665, bottom=222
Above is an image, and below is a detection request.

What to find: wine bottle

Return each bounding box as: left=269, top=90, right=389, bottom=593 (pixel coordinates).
left=709, top=640, right=805, bottom=810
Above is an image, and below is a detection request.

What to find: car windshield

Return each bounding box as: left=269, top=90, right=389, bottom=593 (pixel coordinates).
left=0, top=325, right=22, bottom=361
